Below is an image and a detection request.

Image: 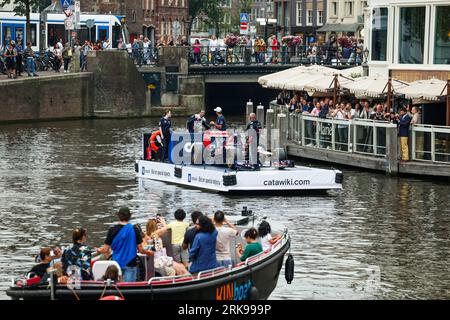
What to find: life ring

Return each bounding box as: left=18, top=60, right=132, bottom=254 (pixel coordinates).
left=146, top=130, right=162, bottom=160
left=150, top=130, right=162, bottom=152
left=99, top=295, right=124, bottom=301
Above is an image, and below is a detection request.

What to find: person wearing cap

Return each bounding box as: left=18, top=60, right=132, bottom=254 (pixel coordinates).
left=96, top=207, right=153, bottom=282
left=210, top=107, right=227, bottom=131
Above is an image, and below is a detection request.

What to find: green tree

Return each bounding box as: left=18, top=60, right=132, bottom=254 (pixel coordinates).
left=1, top=0, right=51, bottom=44
left=230, top=0, right=252, bottom=35
left=188, top=0, right=223, bottom=37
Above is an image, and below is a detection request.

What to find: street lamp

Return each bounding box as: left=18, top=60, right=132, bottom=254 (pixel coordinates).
left=363, top=47, right=369, bottom=76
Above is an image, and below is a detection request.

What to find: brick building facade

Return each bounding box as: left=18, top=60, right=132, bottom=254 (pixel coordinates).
left=81, top=0, right=188, bottom=43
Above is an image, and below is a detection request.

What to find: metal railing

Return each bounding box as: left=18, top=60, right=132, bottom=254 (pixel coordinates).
left=286, top=110, right=450, bottom=164
left=412, top=125, right=450, bottom=164
left=188, top=44, right=364, bottom=67
left=286, top=111, right=397, bottom=158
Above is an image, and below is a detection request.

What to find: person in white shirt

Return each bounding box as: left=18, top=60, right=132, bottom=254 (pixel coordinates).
left=209, top=35, right=218, bottom=63
left=57, top=39, right=63, bottom=51
left=258, top=221, right=281, bottom=251
left=52, top=44, right=63, bottom=72
left=213, top=211, right=238, bottom=268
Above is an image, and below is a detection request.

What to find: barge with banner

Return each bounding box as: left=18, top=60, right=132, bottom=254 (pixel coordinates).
left=135, top=131, right=343, bottom=194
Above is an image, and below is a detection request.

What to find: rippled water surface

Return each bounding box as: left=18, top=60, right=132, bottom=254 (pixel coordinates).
left=0, top=118, right=449, bottom=300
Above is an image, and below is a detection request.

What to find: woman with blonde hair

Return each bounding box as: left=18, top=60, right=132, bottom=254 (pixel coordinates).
left=144, top=218, right=189, bottom=276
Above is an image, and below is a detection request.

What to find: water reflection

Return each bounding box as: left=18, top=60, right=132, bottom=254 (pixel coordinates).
left=0, top=118, right=449, bottom=299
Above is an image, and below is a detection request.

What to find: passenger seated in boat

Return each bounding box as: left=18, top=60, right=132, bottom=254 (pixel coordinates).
left=258, top=221, right=282, bottom=251
left=61, top=228, right=94, bottom=280
left=29, top=247, right=53, bottom=278
left=143, top=218, right=189, bottom=276
left=213, top=211, right=238, bottom=268
left=102, top=265, right=122, bottom=282
left=153, top=209, right=190, bottom=267
left=182, top=211, right=203, bottom=257
left=189, top=215, right=218, bottom=274
left=235, top=228, right=263, bottom=262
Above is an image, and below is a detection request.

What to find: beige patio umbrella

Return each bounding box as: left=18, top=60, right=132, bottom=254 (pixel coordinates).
left=303, top=74, right=355, bottom=94
left=257, top=65, right=309, bottom=87
left=342, top=75, right=409, bottom=98
left=258, top=65, right=340, bottom=89
left=273, top=65, right=337, bottom=91
left=396, top=78, right=447, bottom=102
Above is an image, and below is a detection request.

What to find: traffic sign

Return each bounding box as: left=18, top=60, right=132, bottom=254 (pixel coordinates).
left=240, top=13, right=249, bottom=23
left=64, top=17, right=74, bottom=30
left=63, top=9, right=72, bottom=17
left=61, top=0, right=73, bottom=9
left=86, top=19, right=95, bottom=29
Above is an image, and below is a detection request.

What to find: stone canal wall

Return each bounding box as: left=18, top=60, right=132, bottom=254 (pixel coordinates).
left=0, top=73, right=93, bottom=122
left=87, top=50, right=149, bottom=117
left=0, top=51, right=152, bottom=123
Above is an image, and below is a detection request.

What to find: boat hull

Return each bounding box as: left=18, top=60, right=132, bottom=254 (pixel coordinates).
left=6, top=236, right=290, bottom=300
left=136, top=160, right=342, bottom=194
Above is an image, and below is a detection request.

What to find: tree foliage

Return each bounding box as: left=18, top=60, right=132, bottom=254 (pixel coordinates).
left=188, top=0, right=223, bottom=36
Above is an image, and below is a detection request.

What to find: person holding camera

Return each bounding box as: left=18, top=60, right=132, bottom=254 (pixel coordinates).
left=144, top=218, right=189, bottom=276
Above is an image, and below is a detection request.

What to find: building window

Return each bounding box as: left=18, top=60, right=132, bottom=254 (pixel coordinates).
left=284, top=3, right=290, bottom=28
left=296, top=2, right=302, bottom=26
left=434, top=6, right=450, bottom=64
left=345, top=1, right=354, bottom=16
left=371, top=7, right=388, bottom=61
left=399, top=6, right=426, bottom=64
left=332, top=1, right=338, bottom=16
left=307, top=10, right=313, bottom=25
left=317, top=11, right=324, bottom=25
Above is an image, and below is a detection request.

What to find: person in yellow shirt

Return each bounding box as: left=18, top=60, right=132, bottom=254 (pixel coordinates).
left=156, top=209, right=190, bottom=267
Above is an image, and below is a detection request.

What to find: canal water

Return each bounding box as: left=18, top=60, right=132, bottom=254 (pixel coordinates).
left=0, top=117, right=449, bottom=300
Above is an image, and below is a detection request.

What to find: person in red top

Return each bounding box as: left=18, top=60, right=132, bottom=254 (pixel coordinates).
left=271, top=36, right=279, bottom=64
left=193, top=39, right=201, bottom=64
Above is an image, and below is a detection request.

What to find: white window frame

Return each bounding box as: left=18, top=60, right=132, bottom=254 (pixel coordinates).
left=393, top=4, right=430, bottom=67
left=345, top=1, right=354, bottom=17
left=296, top=2, right=302, bottom=26
left=307, top=10, right=313, bottom=26
left=429, top=4, right=450, bottom=66
left=331, top=1, right=338, bottom=17
left=317, top=10, right=324, bottom=26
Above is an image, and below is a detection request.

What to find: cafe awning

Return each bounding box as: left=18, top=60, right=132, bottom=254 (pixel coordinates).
left=303, top=74, right=355, bottom=94
left=259, top=65, right=339, bottom=90
left=258, top=66, right=309, bottom=88
left=396, top=78, right=447, bottom=102
left=317, top=23, right=363, bottom=33
left=342, top=75, right=409, bottom=98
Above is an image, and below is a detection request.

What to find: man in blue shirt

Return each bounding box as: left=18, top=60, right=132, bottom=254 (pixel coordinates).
left=209, top=107, right=227, bottom=164
left=397, top=107, right=412, bottom=161
left=210, top=107, right=227, bottom=131
left=159, top=110, right=172, bottom=161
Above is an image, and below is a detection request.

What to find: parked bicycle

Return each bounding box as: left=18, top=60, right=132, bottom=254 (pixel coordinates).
left=200, top=48, right=239, bottom=66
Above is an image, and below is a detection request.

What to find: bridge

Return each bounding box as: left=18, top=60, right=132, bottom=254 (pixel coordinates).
left=133, top=46, right=361, bottom=115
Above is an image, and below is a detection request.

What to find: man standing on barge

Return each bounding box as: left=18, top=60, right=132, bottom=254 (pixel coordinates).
left=159, top=110, right=172, bottom=161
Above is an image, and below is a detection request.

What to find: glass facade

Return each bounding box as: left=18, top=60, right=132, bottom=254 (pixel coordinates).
left=371, top=7, right=388, bottom=61
left=398, top=6, right=425, bottom=64
left=434, top=6, right=450, bottom=64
